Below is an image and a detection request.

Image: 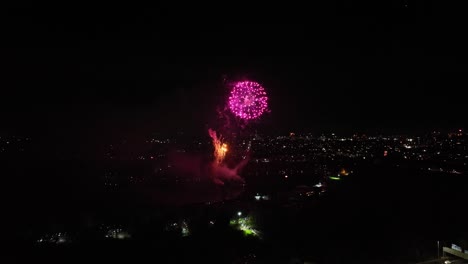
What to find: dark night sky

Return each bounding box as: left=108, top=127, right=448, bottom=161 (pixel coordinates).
left=3, top=1, right=467, bottom=143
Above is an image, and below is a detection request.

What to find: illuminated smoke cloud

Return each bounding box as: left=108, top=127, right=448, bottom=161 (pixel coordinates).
left=208, top=128, right=227, bottom=165
left=207, top=128, right=249, bottom=185
left=167, top=129, right=249, bottom=186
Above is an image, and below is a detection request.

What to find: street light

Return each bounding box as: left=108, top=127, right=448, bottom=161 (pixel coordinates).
left=437, top=240, right=440, bottom=259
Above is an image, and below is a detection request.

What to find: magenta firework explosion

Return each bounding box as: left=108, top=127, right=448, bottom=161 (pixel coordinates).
left=228, top=81, right=268, bottom=120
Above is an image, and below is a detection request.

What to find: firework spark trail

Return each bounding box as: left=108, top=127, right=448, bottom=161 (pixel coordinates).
left=228, top=81, right=268, bottom=120
left=208, top=128, right=228, bottom=165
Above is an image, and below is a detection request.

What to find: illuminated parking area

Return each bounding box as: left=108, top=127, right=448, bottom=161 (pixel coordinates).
left=230, top=213, right=260, bottom=237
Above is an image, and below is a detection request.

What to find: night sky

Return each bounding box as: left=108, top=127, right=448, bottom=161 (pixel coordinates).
left=3, top=1, right=467, bottom=142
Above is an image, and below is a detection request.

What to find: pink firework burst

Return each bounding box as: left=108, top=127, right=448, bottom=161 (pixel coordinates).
left=228, top=81, right=268, bottom=120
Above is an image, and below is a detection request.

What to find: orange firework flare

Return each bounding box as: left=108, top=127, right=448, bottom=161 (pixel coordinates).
left=208, top=129, right=228, bottom=164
